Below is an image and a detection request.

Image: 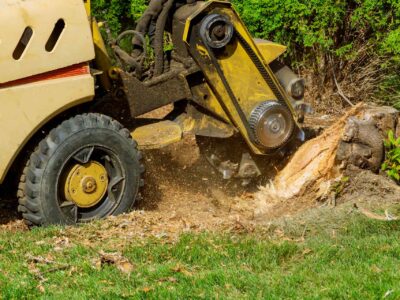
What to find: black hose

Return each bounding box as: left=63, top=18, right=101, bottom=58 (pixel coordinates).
left=116, top=30, right=147, bottom=59
left=154, top=0, right=175, bottom=76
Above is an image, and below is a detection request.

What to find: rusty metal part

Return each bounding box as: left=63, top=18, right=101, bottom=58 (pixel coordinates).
left=64, top=161, right=108, bottom=208
left=120, top=66, right=197, bottom=117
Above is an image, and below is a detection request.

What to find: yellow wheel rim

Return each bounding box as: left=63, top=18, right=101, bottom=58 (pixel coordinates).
left=64, top=161, right=108, bottom=208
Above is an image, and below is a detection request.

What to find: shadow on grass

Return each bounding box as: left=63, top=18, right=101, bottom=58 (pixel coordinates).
left=0, top=188, right=20, bottom=225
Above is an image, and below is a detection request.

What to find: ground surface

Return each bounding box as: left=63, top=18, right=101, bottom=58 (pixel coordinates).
left=0, top=133, right=289, bottom=235
left=0, top=116, right=399, bottom=238
left=0, top=112, right=399, bottom=298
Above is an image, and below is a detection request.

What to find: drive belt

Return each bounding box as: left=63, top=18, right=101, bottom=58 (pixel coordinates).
left=200, top=29, right=257, bottom=143
left=200, top=25, right=293, bottom=146
left=234, top=30, right=290, bottom=108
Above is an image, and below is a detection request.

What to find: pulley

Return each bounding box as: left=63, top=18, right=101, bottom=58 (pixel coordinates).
left=249, top=101, right=295, bottom=150
left=200, top=14, right=234, bottom=49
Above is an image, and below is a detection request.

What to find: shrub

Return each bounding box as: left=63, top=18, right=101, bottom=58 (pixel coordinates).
left=92, top=0, right=146, bottom=34
left=232, top=0, right=400, bottom=109
left=92, top=0, right=400, bottom=109
left=382, top=130, right=400, bottom=183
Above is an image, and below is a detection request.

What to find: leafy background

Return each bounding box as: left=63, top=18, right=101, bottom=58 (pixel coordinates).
left=92, top=0, right=400, bottom=112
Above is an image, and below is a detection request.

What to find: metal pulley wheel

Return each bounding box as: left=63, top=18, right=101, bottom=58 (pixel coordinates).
left=200, top=14, right=234, bottom=49
left=249, top=101, right=295, bottom=150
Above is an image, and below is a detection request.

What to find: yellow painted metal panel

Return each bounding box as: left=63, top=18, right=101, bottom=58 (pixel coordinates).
left=254, top=39, right=287, bottom=64
left=184, top=1, right=297, bottom=154
left=92, top=20, right=113, bottom=90
left=131, top=121, right=183, bottom=150
left=0, top=0, right=95, bottom=84
left=0, top=75, right=94, bottom=183
left=190, top=82, right=231, bottom=123
left=84, top=0, right=91, bottom=16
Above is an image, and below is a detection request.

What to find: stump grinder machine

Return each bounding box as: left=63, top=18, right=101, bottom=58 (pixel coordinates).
left=0, top=0, right=307, bottom=225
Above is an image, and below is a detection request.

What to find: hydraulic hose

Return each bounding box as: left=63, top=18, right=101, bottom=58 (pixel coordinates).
left=154, top=0, right=175, bottom=76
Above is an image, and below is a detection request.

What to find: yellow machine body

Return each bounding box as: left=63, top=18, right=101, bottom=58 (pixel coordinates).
left=0, top=0, right=95, bottom=183
left=0, top=0, right=306, bottom=227
left=0, top=0, right=301, bottom=183
left=181, top=1, right=298, bottom=154
left=127, top=1, right=302, bottom=153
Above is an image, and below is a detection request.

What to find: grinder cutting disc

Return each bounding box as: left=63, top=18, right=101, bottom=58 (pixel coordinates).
left=249, top=101, right=295, bottom=150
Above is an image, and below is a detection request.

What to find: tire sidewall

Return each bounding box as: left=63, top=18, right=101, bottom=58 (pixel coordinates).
left=40, top=128, right=141, bottom=225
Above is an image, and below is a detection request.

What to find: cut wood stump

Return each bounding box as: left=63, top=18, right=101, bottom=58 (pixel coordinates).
left=257, top=103, right=399, bottom=203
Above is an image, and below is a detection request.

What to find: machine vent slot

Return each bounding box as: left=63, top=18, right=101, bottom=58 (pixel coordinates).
left=45, top=19, right=65, bottom=52
left=13, top=27, right=33, bottom=60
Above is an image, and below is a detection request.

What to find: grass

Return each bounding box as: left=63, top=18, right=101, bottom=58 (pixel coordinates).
left=0, top=216, right=399, bottom=299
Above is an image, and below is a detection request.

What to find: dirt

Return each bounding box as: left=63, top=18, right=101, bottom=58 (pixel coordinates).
left=0, top=108, right=398, bottom=239
left=0, top=133, right=262, bottom=235
left=254, top=165, right=400, bottom=222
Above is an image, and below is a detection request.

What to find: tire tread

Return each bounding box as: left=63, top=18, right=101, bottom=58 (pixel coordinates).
left=17, top=113, right=144, bottom=226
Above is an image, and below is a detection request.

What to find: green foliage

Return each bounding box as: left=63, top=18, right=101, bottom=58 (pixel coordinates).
left=91, top=0, right=146, bottom=35
left=130, top=0, right=148, bottom=21
left=231, top=0, right=400, bottom=58
left=92, top=0, right=400, bottom=61
left=382, top=130, right=400, bottom=183
left=92, top=0, right=400, bottom=105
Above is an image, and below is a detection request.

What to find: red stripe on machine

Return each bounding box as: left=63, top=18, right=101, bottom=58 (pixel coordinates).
left=0, top=63, right=90, bottom=89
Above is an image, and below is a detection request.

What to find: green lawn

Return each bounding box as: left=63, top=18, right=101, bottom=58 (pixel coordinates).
left=0, top=216, right=399, bottom=299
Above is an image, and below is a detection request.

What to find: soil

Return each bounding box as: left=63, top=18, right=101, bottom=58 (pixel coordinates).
left=0, top=109, right=398, bottom=239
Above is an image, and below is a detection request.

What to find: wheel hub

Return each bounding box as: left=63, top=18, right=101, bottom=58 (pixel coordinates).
left=81, top=176, right=97, bottom=194
left=64, top=161, right=108, bottom=208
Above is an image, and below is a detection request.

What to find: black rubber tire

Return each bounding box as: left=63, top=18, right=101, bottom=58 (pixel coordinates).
left=18, top=113, right=144, bottom=226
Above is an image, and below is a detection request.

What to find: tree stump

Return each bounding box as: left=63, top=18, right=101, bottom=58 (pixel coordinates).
left=257, top=103, right=399, bottom=202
